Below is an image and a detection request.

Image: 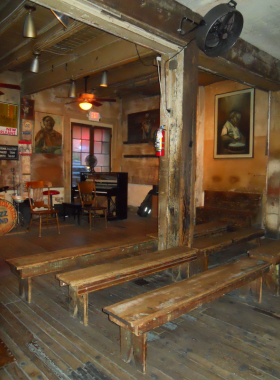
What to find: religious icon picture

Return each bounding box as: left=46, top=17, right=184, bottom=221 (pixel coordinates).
left=214, top=88, right=254, bottom=158
left=127, top=109, right=160, bottom=143
left=34, top=112, right=63, bottom=154
left=20, top=98, right=35, bottom=120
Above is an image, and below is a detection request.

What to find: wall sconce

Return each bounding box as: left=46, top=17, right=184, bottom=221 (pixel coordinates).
left=51, top=10, right=69, bottom=28
left=100, top=71, right=108, bottom=87
left=23, top=4, right=37, bottom=38
left=68, top=80, right=76, bottom=98
left=30, top=52, right=40, bottom=73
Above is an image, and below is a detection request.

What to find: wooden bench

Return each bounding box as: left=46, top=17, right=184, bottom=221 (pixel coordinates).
left=248, top=238, right=280, bottom=296
left=56, top=246, right=198, bottom=325
left=193, top=227, right=264, bottom=261
left=196, top=191, right=263, bottom=228
left=5, top=236, right=158, bottom=303
left=146, top=221, right=228, bottom=240
left=103, top=257, right=270, bottom=373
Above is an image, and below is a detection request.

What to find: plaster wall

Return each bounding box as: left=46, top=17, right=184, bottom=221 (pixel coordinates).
left=203, top=80, right=268, bottom=194
left=32, top=84, right=122, bottom=202
left=121, top=95, right=160, bottom=206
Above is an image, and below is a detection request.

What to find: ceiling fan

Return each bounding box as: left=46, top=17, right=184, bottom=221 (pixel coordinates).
left=58, top=76, right=116, bottom=110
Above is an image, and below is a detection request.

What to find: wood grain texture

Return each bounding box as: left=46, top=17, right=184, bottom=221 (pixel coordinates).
left=104, top=258, right=269, bottom=333
left=56, top=246, right=196, bottom=287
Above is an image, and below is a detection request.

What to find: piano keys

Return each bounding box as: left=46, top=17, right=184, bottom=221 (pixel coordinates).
left=78, top=172, right=128, bottom=220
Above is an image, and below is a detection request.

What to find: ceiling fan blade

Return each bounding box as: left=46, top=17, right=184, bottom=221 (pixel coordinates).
left=65, top=100, right=78, bottom=104
left=0, top=91, right=4, bottom=96
left=91, top=101, right=103, bottom=107
left=0, top=83, right=21, bottom=90
left=95, top=98, right=117, bottom=102
left=56, top=96, right=72, bottom=99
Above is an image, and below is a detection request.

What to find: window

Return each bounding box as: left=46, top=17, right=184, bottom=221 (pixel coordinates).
left=71, top=123, right=111, bottom=186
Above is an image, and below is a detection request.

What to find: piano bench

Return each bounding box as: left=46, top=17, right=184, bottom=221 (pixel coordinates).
left=62, top=202, right=82, bottom=225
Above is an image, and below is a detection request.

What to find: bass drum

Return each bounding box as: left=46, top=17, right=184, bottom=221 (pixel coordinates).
left=0, top=199, right=17, bottom=236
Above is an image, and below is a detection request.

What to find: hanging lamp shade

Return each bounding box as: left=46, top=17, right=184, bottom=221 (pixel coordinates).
left=51, top=10, right=69, bottom=28
left=79, top=102, right=92, bottom=111
left=68, top=80, right=76, bottom=98
left=30, top=53, right=40, bottom=73
left=23, top=5, right=37, bottom=38
left=100, top=71, right=108, bottom=87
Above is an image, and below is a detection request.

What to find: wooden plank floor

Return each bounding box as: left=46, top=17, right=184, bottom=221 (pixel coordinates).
left=1, top=218, right=280, bottom=379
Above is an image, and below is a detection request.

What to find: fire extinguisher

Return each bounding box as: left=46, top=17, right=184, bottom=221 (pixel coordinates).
left=155, top=125, right=165, bottom=157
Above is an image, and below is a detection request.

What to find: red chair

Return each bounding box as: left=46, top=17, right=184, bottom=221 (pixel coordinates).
left=26, top=181, right=60, bottom=237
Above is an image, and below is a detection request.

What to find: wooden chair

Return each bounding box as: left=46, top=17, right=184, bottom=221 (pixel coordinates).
left=77, top=181, right=107, bottom=230
left=26, top=181, right=60, bottom=237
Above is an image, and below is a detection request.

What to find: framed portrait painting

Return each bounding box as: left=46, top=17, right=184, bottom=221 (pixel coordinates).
left=34, top=112, right=63, bottom=154
left=127, top=109, right=160, bottom=143
left=214, top=88, right=254, bottom=158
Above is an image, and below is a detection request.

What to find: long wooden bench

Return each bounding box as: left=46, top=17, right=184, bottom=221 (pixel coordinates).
left=193, top=227, right=264, bottom=258
left=196, top=191, right=263, bottom=228
left=248, top=238, right=280, bottom=296
left=147, top=221, right=228, bottom=240
left=56, top=246, right=198, bottom=325
left=103, top=257, right=270, bottom=373
left=5, top=236, right=158, bottom=303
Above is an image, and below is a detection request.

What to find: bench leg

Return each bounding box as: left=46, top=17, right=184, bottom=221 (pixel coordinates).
left=69, top=286, right=78, bottom=318
left=250, top=277, right=263, bottom=303
left=78, top=293, right=88, bottom=326
left=239, top=283, right=250, bottom=299
left=121, top=328, right=133, bottom=363
left=19, top=278, right=32, bottom=303
left=69, top=286, right=89, bottom=325
left=120, top=328, right=147, bottom=373
left=264, top=264, right=279, bottom=296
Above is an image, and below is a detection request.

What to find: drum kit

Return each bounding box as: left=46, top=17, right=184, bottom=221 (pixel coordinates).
left=0, top=169, right=26, bottom=236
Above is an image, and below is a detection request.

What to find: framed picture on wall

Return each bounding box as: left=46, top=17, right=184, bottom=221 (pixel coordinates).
left=34, top=112, right=63, bottom=154
left=214, top=88, right=254, bottom=158
left=0, top=102, right=19, bottom=136
left=127, top=109, right=160, bottom=143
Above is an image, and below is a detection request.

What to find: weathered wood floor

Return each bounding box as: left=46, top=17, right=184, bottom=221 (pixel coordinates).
left=1, top=217, right=280, bottom=379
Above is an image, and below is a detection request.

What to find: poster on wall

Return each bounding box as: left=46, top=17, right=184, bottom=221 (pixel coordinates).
left=20, top=98, right=35, bottom=120
left=0, top=102, right=18, bottom=136
left=18, top=141, right=32, bottom=155
left=34, top=112, right=63, bottom=154
left=127, top=109, right=160, bottom=143
left=214, top=88, right=254, bottom=159
left=21, top=119, right=33, bottom=141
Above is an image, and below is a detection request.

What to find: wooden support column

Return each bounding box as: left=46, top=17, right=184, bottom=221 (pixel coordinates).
left=159, top=43, right=198, bottom=250
left=266, top=91, right=280, bottom=239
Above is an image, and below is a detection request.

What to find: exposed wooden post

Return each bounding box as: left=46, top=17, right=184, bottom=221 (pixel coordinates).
left=266, top=91, right=280, bottom=239
left=159, top=43, right=198, bottom=250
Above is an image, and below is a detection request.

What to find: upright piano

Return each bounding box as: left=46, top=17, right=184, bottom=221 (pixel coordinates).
left=75, top=172, right=128, bottom=220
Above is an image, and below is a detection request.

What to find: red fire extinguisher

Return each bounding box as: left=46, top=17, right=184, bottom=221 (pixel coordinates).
left=155, top=125, right=165, bottom=157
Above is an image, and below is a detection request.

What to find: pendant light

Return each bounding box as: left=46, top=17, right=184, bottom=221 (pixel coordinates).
left=79, top=102, right=92, bottom=111
left=51, top=10, right=69, bottom=28
left=100, top=71, right=108, bottom=87
left=68, top=80, right=76, bottom=98
left=23, top=4, right=37, bottom=38
left=30, top=52, right=40, bottom=73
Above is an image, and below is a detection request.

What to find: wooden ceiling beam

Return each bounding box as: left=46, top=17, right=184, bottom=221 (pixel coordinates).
left=0, top=0, right=26, bottom=37
left=0, top=20, right=87, bottom=73
left=21, top=35, right=153, bottom=94
left=30, top=0, right=280, bottom=91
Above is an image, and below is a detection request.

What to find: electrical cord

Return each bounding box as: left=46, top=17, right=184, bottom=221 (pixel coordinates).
left=135, top=44, right=154, bottom=67
left=164, top=37, right=195, bottom=113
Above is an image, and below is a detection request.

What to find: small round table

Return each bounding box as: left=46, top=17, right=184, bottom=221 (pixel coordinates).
left=43, top=190, right=60, bottom=208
